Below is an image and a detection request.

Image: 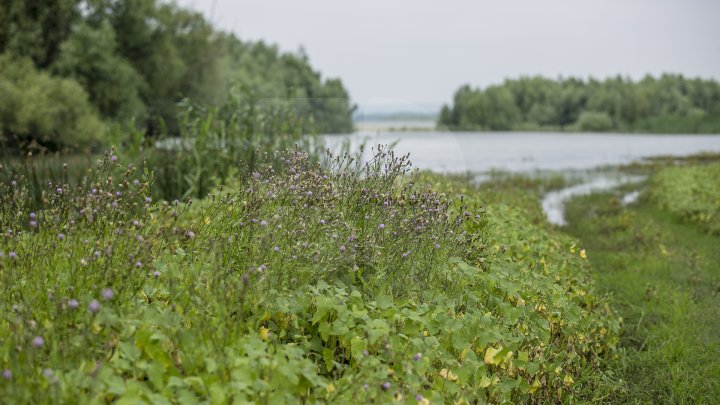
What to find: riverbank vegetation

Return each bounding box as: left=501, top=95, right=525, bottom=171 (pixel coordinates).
left=439, top=75, right=720, bottom=133
left=0, top=146, right=623, bottom=403
left=0, top=0, right=355, bottom=152
left=564, top=165, right=720, bottom=402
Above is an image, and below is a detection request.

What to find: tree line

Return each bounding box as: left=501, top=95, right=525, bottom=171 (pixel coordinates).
left=438, top=75, right=720, bottom=133
left=0, top=0, right=355, bottom=151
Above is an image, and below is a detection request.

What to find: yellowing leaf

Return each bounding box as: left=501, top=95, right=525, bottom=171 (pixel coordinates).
left=529, top=378, right=542, bottom=393
left=563, top=374, right=574, bottom=386
left=259, top=327, right=270, bottom=340
left=484, top=346, right=502, bottom=365
left=479, top=375, right=492, bottom=388
left=579, top=249, right=587, bottom=259
left=326, top=383, right=335, bottom=393
left=439, top=368, right=458, bottom=381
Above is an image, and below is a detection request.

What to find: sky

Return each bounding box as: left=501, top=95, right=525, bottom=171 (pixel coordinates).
left=177, top=0, right=720, bottom=113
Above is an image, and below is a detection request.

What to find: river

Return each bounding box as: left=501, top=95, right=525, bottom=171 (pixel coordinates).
left=325, top=131, right=720, bottom=225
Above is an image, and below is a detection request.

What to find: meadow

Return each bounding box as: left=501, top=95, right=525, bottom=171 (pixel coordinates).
left=0, top=144, right=624, bottom=403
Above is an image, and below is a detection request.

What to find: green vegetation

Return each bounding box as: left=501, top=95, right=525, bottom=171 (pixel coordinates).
left=0, top=0, right=355, bottom=151
left=0, top=148, right=621, bottom=403
left=564, top=167, right=720, bottom=403
left=439, top=75, right=720, bottom=133
left=648, top=163, right=720, bottom=234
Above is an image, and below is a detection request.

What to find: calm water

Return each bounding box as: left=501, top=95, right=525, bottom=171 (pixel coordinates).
left=326, top=131, right=720, bottom=225
left=326, top=131, right=720, bottom=173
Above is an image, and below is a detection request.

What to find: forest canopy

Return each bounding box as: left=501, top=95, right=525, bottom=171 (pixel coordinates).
left=0, top=0, right=355, bottom=151
left=439, top=75, right=720, bottom=133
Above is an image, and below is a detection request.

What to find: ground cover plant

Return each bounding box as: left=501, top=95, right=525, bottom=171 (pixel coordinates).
left=647, top=162, right=720, bottom=235
left=0, top=147, right=621, bottom=403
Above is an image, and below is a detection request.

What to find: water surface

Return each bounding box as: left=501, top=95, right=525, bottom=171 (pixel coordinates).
left=326, top=131, right=720, bottom=173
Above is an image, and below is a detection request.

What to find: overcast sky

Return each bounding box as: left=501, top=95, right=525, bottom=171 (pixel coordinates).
left=177, top=0, right=720, bottom=112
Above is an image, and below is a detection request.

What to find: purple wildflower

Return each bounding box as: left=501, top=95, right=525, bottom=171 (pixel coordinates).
left=133, top=220, right=139, bottom=227
left=111, top=155, right=117, bottom=162
left=135, top=261, right=142, bottom=268
left=273, top=246, right=280, bottom=252
left=8, top=251, right=17, bottom=259
left=2, top=369, right=11, bottom=380
left=133, top=179, right=140, bottom=186
left=68, top=299, right=79, bottom=309
left=56, top=188, right=62, bottom=194
left=381, top=382, right=391, bottom=391
left=413, top=352, right=422, bottom=361
left=145, top=197, right=151, bottom=203
left=29, top=212, right=36, bottom=219
left=415, top=394, right=424, bottom=402
left=379, top=223, right=385, bottom=230
left=306, top=191, right=313, bottom=197
left=58, top=233, right=65, bottom=241
left=31, top=336, right=44, bottom=348
left=340, top=245, right=347, bottom=252
left=92, top=188, right=97, bottom=194
left=102, top=288, right=114, bottom=301
left=88, top=299, right=101, bottom=313
left=43, top=368, right=53, bottom=378
left=153, top=271, right=160, bottom=278
left=363, top=384, right=369, bottom=390
left=116, top=191, right=122, bottom=197
left=259, top=220, right=268, bottom=227
left=319, top=219, right=326, bottom=225
left=30, top=220, right=37, bottom=228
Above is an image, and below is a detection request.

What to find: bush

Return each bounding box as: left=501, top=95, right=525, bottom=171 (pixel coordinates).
left=648, top=163, right=720, bottom=234
left=0, top=55, right=104, bottom=151
left=575, top=111, right=614, bottom=132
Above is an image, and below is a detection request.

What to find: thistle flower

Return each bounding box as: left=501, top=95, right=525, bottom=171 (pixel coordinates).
left=56, top=188, right=62, bottom=194
left=145, top=197, right=151, bottom=203
left=135, top=261, right=142, bottom=268
left=8, top=251, right=17, bottom=259
left=68, top=299, right=79, bottom=309
left=102, top=288, right=114, bottom=301
left=381, top=382, right=391, bottom=391
left=88, top=300, right=101, bottom=313
left=379, top=223, right=385, bottom=230
left=58, top=233, right=65, bottom=241
left=32, top=336, right=44, bottom=348
left=29, top=212, right=36, bottom=219
left=260, top=220, right=268, bottom=227
left=111, top=155, right=117, bottom=162
left=153, top=271, right=160, bottom=278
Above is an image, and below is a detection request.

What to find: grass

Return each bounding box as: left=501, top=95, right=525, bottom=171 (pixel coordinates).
left=0, top=147, right=621, bottom=403
left=564, top=188, right=720, bottom=403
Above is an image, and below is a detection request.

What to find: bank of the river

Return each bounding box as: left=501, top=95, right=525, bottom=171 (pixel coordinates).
left=564, top=184, right=720, bottom=402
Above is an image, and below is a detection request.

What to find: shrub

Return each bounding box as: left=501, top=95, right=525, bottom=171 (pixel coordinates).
left=0, top=55, right=104, bottom=151
left=648, top=163, right=720, bottom=234
left=575, top=111, right=614, bottom=132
